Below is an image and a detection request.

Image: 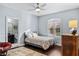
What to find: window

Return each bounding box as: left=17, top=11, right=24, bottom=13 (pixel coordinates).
left=48, top=18, right=61, bottom=36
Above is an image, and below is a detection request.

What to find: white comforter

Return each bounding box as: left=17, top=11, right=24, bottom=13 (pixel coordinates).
left=25, top=36, right=54, bottom=50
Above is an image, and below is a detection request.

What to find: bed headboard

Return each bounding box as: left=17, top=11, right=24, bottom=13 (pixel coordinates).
left=24, top=33, right=27, bottom=43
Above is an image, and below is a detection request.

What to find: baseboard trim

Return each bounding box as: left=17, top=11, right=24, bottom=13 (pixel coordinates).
left=10, top=44, right=25, bottom=50
left=55, top=43, right=62, bottom=46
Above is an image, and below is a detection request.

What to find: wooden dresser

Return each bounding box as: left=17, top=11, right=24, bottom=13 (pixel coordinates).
left=62, top=34, right=79, bottom=56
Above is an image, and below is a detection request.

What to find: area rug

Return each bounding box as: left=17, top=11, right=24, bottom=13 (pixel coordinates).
left=7, top=47, right=46, bottom=56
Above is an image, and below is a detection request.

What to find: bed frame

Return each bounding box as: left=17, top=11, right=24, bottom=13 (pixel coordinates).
left=24, top=33, right=54, bottom=50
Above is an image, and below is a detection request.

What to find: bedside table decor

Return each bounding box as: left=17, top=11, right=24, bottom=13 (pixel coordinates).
left=69, top=18, right=78, bottom=35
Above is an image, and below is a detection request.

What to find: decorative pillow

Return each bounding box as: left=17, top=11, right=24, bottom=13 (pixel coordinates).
left=24, top=29, right=33, bottom=38
left=25, top=29, right=31, bottom=35
left=27, top=33, right=33, bottom=38
left=32, top=33, right=38, bottom=38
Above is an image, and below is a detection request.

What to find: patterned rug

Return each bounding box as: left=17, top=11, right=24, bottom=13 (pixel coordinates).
left=7, top=47, right=46, bottom=56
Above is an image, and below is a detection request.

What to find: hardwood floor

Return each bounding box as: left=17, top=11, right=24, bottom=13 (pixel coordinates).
left=24, top=45, right=62, bottom=56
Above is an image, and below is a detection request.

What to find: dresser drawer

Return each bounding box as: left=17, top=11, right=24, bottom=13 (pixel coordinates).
left=62, top=40, right=76, bottom=45
left=62, top=44, right=77, bottom=56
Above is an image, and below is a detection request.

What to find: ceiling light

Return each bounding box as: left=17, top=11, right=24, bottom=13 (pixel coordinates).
left=36, top=8, right=40, bottom=12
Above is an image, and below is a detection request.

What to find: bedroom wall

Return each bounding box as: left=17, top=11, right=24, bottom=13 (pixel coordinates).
left=38, top=8, right=79, bottom=46
left=19, top=11, right=38, bottom=44
left=38, top=8, right=79, bottom=36
left=0, top=5, right=38, bottom=44
left=0, top=5, right=21, bottom=42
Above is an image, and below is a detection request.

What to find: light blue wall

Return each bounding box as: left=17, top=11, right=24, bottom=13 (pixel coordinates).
left=19, top=11, right=38, bottom=44
left=0, top=5, right=38, bottom=44
left=0, top=5, right=21, bottom=42
left=38, top=8, right=79, bottom=36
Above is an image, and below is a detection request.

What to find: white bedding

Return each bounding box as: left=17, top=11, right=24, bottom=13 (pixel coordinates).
left=25, top=36, right=54, bottom=50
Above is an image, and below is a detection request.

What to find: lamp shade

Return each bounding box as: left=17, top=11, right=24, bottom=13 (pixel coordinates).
left=69, top=19, right=78, bottom=28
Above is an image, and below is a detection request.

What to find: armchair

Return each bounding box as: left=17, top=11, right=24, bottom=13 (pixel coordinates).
left=0, top=42, right=12, bottom=56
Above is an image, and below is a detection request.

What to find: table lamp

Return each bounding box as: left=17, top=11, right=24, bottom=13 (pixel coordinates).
left=69, top=19, right=78, bottom=35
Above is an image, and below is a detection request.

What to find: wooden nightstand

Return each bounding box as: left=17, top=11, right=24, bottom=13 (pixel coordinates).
left=62, top=34, right=79, bottom=56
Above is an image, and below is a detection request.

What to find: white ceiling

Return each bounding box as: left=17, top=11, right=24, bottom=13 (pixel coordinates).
left=0, top=3, right=79, bottom=16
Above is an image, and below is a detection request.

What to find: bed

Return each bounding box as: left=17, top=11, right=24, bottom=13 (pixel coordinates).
left=24, top=35, right=54, bottom=50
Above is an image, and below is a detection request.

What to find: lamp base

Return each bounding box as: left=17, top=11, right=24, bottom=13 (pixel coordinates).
left=72, top=30, right=77, bottom=35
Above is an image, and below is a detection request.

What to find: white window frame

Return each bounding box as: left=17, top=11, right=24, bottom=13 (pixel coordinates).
left=48, top=18, right=61, bottom=36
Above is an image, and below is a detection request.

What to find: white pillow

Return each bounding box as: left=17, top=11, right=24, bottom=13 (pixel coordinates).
left=24, top=29, right=33, bottom=38
left=25, top=29, right=31, bottom=35
left=32, top=33, right=38, bottom=38
left=27, top=33, right=33, bottom=38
